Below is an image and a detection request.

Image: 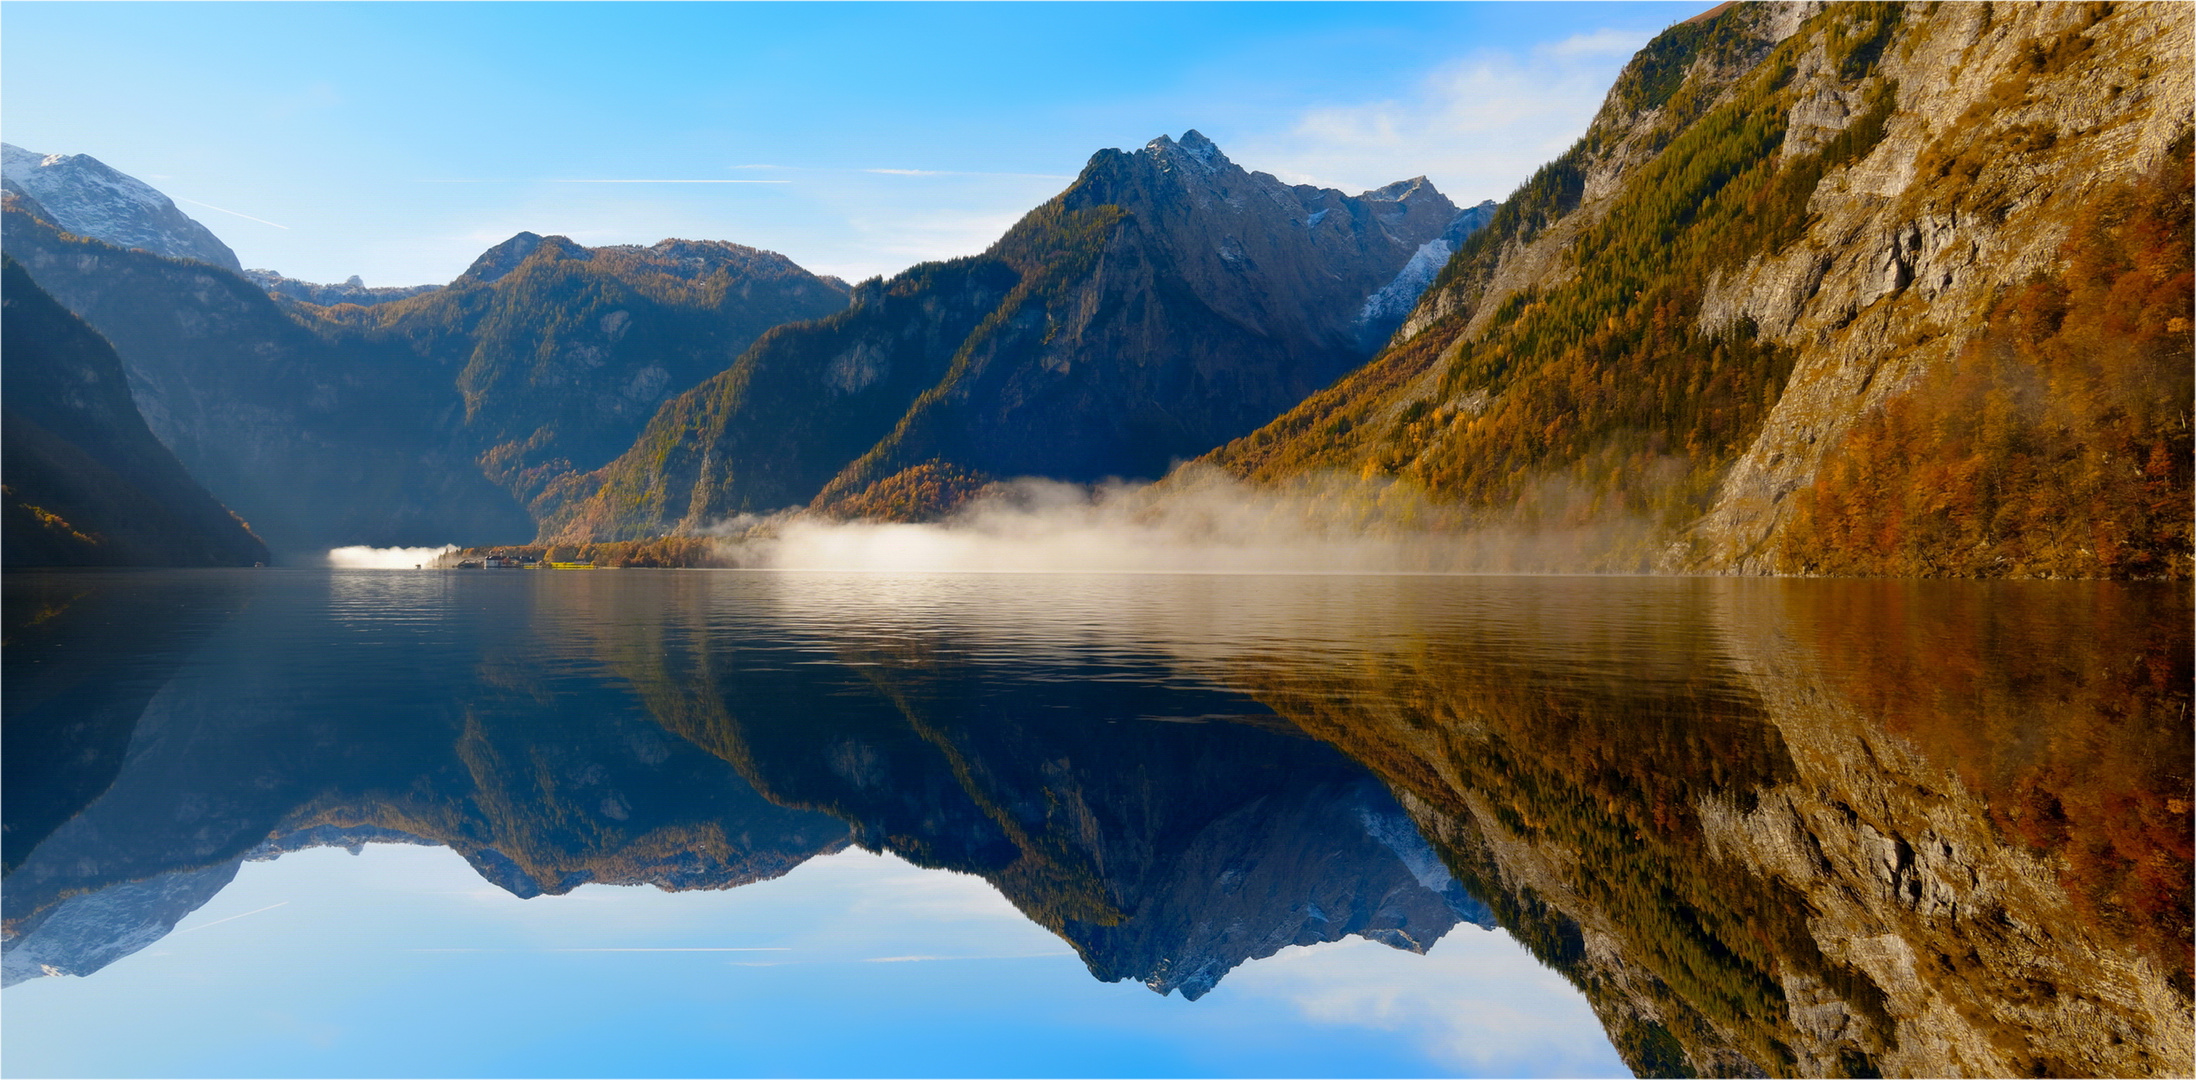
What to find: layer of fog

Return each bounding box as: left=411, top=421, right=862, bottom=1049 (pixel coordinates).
left=319, top=465, right=1656, bottom=575
left=737, top=466, right=1650, bottom=575
left=325, top=544, right=456, bottom=569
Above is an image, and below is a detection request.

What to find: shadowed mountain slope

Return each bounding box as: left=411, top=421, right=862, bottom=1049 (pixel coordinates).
left=4, top=193, right=848, bottom=554
left=1, top=257, right=269, bottom=568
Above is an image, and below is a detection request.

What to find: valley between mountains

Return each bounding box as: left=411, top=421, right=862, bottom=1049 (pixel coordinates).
left=3, top=0, right=2188, bottom=578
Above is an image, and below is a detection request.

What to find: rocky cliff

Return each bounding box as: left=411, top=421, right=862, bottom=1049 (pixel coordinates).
left=540, top=131, right=1475, bottom=539
left=1209, top=1, right=2192, bottom=579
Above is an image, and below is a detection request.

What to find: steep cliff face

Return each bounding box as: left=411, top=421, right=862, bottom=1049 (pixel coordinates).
left=1210, top=1, right=2191, bottom=579
left=1, top=258, right=269, bottom=568
left=541, top=132, right=1471, bottom=539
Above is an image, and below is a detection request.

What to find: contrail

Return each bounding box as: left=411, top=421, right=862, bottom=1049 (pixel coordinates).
left=408, top=179, right=790, bottom=185
left=176, top=197, right=291, bottom=230
left=863, top=168, right=1074, bottom=179
left=172, top=901, right=289, bottom=934
left=544, top=179, right=790, bottom=185
left=864, top=952, right=1075, bottom=962
left=549, top=946, right=792, bottom=952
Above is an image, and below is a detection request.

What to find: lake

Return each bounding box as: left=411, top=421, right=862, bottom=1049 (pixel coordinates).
left=4, top=569, right=2189, bottom=1077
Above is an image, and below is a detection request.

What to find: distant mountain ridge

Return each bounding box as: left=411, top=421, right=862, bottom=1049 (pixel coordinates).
left=541, top=130, right=1482, bottom=539
left=242, top=268, right=442, bottom=307
left=1, top=143, right=243, bottom=273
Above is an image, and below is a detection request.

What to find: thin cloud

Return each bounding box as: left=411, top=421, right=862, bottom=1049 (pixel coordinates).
left=176, top=197, right=291, bottom=230
left=862, top=168, right=1074, bottom=180
left=543, top=179, right=791, bottom=185
left=549, top=946, right=792, bottom=952
left=407, top=178, right=789, bottom=185
left=1545, top=26, right=1657, bottom=58
left=863, top=952, right=1075, bottom=963
left=1234, top=27, right=1655, bottom=203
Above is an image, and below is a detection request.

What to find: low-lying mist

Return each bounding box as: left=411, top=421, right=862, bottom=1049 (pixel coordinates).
left=326, top=545, right=457, bottom=569
left=326, top=467, right=1659, bottom=574
left=734, top=466, right=1655, bottom=575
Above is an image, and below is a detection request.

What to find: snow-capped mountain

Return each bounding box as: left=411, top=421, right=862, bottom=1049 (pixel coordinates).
left=1353, top=197, right=1497, bottom=350
left=2, top=143, right=243, bottom=272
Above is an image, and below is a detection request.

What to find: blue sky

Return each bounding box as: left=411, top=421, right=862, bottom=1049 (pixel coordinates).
left=3, top=845, right=1627, bottom=1078
left=3, top=2, right=1705, bottom=287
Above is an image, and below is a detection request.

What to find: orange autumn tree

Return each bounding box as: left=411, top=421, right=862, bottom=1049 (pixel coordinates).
left=1783, top=141, right=2194, bottom=578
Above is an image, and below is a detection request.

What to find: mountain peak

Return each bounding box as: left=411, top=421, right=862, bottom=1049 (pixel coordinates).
left=459, top=231, right=551, bottom=284
left=1142, top=129, right=1230, bottom=172
left=1368, top=176, right=1440, bottom=203
left=0, top=142, right=243, bottom=273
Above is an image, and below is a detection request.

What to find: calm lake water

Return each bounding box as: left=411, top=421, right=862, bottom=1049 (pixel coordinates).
left=4, top=569, right=2190, bottom=1078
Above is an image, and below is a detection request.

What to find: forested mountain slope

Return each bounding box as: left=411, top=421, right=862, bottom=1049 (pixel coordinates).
left=1210, top=1, right=2192, bottom=579
left=541, top=132, right=1472, bottom=540
left=1, top=258, right=268, bottom=567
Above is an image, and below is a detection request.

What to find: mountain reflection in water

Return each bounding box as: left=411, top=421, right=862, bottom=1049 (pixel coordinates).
left=3, top=570, right=2189, bottom=1077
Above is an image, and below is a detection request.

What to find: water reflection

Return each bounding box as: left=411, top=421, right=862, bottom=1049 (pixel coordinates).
left=2, top=570, right=2188, bottom=1077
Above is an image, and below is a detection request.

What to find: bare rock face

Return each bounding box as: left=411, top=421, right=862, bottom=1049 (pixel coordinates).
left=2, top=143, right=242, bottom=273
left=1678, top=2, right=2196, bottom=572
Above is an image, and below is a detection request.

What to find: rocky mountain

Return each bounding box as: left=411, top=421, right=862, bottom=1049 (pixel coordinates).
left=1, top=143, right=243, bottom=273
left=4, top=190, right=849, bottom=555
left=539, top=131, right=1476, bottom=539
left=1209, top=1, right=2192, bottom=580
left=1, top=257, right=269, bottom=567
